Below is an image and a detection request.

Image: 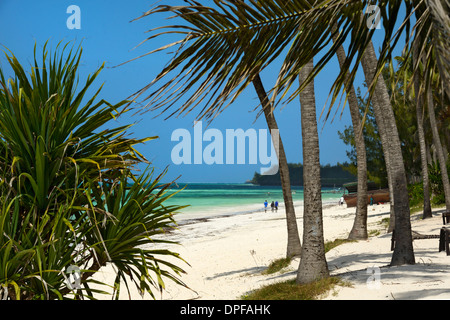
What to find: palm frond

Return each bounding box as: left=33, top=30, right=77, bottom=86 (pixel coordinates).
left=131, top=0, right=319, bottom=121
left=131, top=0, right=448, bottom=124
left=425, top=0, right=450, bottom=97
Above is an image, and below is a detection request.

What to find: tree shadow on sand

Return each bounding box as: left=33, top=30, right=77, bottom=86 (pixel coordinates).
left=204, top=266, right=267, bottom=280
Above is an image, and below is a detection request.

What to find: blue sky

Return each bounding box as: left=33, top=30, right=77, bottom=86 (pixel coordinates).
left=0, top=1, right=392, bottom=183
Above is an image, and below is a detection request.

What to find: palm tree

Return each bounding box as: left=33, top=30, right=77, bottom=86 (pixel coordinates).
left=362, top=55, right=398, bottom=233
left=129, top=0, right=449, bottom=267
left=332, top=25, right=368, bottom=240
left=230, top=0, right=301, bottom=258
left=412, top=0, right=450, bottom=212
left=296, top=59, right=329, bottom=284
left=360, top=41, right=415, bottom=265
left=252, top=75, right=302, bottom=258
left=427, top=84, right=450, bottom=211
left=412, top=35, right=433, bottom=219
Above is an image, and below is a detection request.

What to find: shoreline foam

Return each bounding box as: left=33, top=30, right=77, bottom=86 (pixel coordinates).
left=174, top=198, right=339, bottom=225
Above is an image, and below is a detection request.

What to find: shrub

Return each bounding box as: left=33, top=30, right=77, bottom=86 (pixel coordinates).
left=428, top=161, right=450, bottom=206
left=0, top=42, right=187, bottom=300
left=408, top=182, right=424, bottom=207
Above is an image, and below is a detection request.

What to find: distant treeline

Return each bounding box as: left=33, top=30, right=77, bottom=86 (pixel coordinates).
left=249, top=163, right=356, bottom=187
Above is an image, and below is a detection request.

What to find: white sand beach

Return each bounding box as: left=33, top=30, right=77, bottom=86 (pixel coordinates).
left=93, top=202, right=450, bottom=300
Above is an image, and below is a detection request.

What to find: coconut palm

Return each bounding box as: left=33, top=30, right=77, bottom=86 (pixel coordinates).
left=331, top=25, right=368, bottom=240
left=412, top=0, right=450, bottom=212
left=131, top=0, right=449, bottom=116
left=252, top=75, right=302, bottom=258
left=134, top=0, right=304, bottom=258
left=228, top=0, right=301, bottom=258
left=427, top=82, right=450, bottom=211
left=387, top=48, right=433, bottom=219
left=296, top=59, right=329, bottom=283
left=360, top=41, right=415, bottom=265
left=129, top=0, right=449, bottom=268
left=412, top=38, right=433, bottom=218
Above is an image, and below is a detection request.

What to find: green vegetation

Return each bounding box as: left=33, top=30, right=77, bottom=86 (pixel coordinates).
left=242, top=277, right=346, bottom=300
left=428, top=161, right=450, bottom=206
left=133, top=0, right=448, bottom=283
left=250, top=163, right=356, bottom=187
left=255, top=238, right=355, bottom=300
left=380, top=217, right=391, bottom=229
left=263, top=238, right=355, bottom=276
left=0, top=43, right=187, bottom=300
left=340, top=67, right=450, bottom=203
left=324, top=238, right=356, bottom=253
left=408, top=160, right=450, bottom=208
left=263, top=239, right=354, bottom=274
left=338, top=91, right=388, bottom=188
left=262, top=257, right=293, bottom=275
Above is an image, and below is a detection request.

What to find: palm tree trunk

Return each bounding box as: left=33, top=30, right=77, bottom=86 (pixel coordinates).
left=360, top=41, right=415, bottom=266
left=413, top=38, right=432, bottom=219
left=252, top=75, right=302, bottom=258
left=231, top=0, right=301, bottom=258
left=296, top=59, right=329, bottom=284
left=372, top=105, right=396, bottom=232
left=427, top=86, right=450, bottom=211
left=415, top=89, right=433, bottom=218
left=332, top=25, right=368, bottom=240
left=386, top=159, right=396, bottom=232
left=371, top=97, right=396, bottom=232
left=443, top=141, right=449, bottom=164
left=443, top=128, right=450, bottom=163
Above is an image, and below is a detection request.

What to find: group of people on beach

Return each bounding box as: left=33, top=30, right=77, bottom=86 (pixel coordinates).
left=264, top=200, right=278, bottom=212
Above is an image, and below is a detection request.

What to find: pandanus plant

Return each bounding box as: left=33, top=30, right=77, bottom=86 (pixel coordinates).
left=0, top=42, right=188, bottom=300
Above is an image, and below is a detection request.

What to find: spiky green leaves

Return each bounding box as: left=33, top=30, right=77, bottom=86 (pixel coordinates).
left=0, top=42, right=187, bottom=300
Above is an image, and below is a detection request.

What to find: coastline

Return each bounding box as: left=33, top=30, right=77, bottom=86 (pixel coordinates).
left=173, top=198, right=339, bottom=226
left=92, top=201, right=450, bottom=300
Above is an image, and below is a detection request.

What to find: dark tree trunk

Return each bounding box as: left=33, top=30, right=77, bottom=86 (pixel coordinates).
left=332, top=25, right=368, bottom=240
left=361, top=41, right=415, bottom=266
left=413, top=37, right=433, bottom=219
left=252, top=75, right=302, bottom=258
left=296, top=59, right=329, bottom=284
left=427, top=85, right=450, bottom=212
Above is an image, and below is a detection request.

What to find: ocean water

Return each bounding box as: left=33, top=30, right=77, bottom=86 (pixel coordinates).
left=160, top=183, right=343, bottom=222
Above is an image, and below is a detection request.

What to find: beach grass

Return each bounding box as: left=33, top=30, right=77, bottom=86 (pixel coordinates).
left=251, top=238, right=356, bottom=299
left=241, top=277, right=347, bottom=300
left=262, top=238, right=355, bottom=275
left=324, top=238, right=356, bottom=252
left=262, top=257, right=293, bottom=275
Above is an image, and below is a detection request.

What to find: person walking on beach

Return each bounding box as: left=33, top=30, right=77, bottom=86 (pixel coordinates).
left=264, top=200, right=268, bottom=212
left=340, top=196, right=344, bottom=206
left=270, top=201, right=275, bottom=212
left=275, top=201, right=278, bottom=211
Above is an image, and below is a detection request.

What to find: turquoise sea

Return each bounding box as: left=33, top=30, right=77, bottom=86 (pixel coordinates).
left=160, top=183, right=344, bottom=222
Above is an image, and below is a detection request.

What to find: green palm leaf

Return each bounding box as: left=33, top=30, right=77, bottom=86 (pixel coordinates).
left=131, top=0, right=448, bottom=122
left=0, top=41, right=187, bottom=299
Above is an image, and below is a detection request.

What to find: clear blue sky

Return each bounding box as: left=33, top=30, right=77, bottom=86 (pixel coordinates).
left=0, top=1, right=394, bottom=183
